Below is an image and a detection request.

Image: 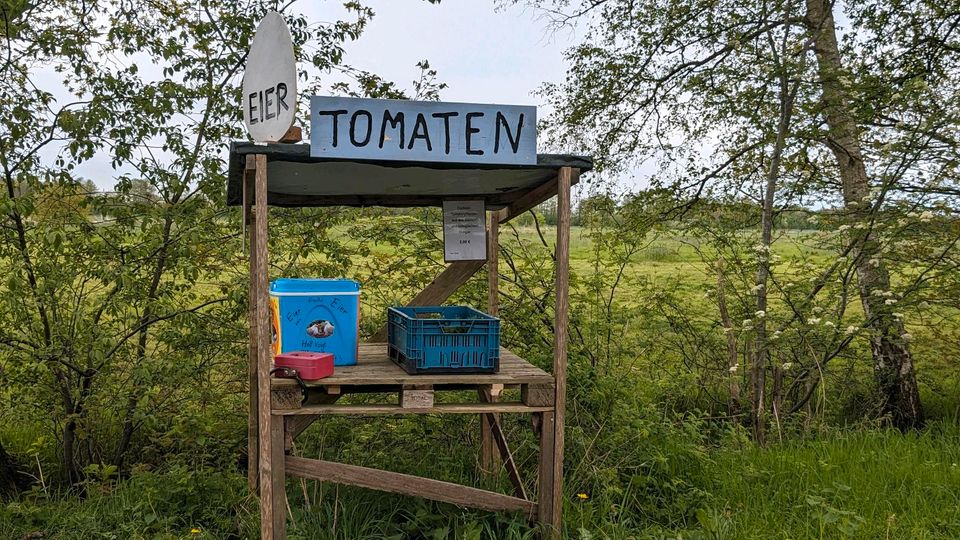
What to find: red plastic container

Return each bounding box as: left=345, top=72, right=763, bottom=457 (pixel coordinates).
left=274, top=351, right=334, bottom=381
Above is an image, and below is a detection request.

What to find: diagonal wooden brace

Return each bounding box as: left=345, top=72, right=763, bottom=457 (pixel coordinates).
left=369, top=174, right=565, bottom=341
left=483, top=411, right=529, bottom=501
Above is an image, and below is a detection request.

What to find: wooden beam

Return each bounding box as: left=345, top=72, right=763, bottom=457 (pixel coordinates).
left=548, top=166, right=575, bottom=535
left=285, top=456, right=537, bottom=519
left=536, top=411, right=557, bottom=534
left=484, top=412, right=528, bottom=501
left=499, top=175, right=558, bottom=224
left=487, top=212, right=500, bottom=317
left=369, top=174, right=562, bottom=342
left=276, top=402, right=553, bottom=416
left=270, top=416, right=287, bottom=538
left=253, top=154, right=278, bottom=540
left=479, top=384, right=502, bottom=474
left=245, top=160, right=259, bottom=493
left=284, top=415, right=319, bottom=449
left=369, top=260, right=484, bottom=342
left=480, top=212, right=501, bottom=474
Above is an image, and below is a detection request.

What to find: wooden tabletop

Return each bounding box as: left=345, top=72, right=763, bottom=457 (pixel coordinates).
left=271, top=343, right=554, bottom=388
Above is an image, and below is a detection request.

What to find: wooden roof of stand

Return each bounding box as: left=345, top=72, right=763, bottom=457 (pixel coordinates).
left=226, top=142, right=592, bottom=208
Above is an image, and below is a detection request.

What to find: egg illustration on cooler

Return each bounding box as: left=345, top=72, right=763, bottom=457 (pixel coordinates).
left=306, top=319, right=335, bottom=338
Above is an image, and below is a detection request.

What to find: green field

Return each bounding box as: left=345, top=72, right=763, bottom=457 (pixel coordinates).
left=3, top=222, right=959, bottom=539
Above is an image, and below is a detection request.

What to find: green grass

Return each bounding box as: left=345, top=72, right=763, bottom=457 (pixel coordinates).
left=702, top=422, right=960, bottom=539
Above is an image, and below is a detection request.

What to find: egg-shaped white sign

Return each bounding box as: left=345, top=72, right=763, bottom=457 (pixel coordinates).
left=242, top=12, right=297, bottom=142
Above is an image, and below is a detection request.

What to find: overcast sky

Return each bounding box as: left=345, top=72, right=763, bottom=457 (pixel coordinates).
left=315, top=1, right=574, bottom=107
left=73, top=1, right=634, bottom=193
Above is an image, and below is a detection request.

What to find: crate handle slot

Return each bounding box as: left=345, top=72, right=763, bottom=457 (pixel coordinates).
left=438, top=319, right=478, bottom=334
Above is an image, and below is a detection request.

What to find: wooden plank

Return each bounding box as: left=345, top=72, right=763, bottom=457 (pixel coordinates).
left=549, top=166, right=575, bottom=535
left=285, top=456, right=537, bottom=519
left=521, top=383, right=555, bottom=408
left=245, top=160, right=259, bottom=493
left=487, top=211, right=500, bottom=317
left=270, top=416, right=287, bottom=538
left=276, top=402, right=553, bottom=416
left=270, top=344, right=553, bottom=388
left=253, top=154, right=277, bottom=540
left=284, top=415, right=318, bottom=449
left=484, top=411, right=528, bottom=501
left=536, top=411, right=557, bottom=535
left=499, top=175, right=558, bottom=224
left=271, top=385, right=303, bottom=410
left=400, top=385, right=434, bottom=409
left=479, top=384, right=503, bottom=474
left=369, top=260, right=485, bottom=342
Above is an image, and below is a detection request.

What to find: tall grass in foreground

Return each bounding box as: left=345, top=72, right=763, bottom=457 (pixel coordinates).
left=2, top=421, right=957, bottom=539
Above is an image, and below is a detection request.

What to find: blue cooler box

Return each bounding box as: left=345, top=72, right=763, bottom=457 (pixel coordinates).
left=269, top=278, right=360, bottom=366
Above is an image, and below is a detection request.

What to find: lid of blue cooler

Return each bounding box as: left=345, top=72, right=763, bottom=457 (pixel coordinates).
left=270, top=278, right=360, bottom=294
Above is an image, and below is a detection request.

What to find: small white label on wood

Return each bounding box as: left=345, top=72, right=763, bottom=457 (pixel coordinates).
left=242, top=11, right=297, bottom=142
left=443, top=200, right=486, bottom=261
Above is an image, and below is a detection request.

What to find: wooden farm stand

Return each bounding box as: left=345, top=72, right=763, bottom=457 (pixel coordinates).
left=226, top=142, right=590, bottom=539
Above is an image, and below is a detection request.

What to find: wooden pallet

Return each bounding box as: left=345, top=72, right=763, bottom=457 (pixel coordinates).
left=270, top=344, right=555, bottom=413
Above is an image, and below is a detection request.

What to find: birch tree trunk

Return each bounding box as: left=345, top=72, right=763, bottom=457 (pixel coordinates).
left=804, top=0, right=924, bottom=430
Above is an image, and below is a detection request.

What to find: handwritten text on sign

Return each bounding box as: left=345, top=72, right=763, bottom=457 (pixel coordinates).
left=310, top=97, right=537, bottom=165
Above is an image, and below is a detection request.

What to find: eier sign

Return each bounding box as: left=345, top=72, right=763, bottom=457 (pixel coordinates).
left=243, top=12, right=297, bottom=142
left=310, top=97, right=537, bottom=165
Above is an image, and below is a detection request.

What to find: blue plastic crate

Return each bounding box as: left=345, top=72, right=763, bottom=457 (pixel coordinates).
left=387, top=306, right=500, bottom=374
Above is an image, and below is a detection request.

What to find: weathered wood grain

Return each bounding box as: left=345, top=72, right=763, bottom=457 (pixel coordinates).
left=245, top=159, right=259, bottom=493
left=270, top=344, right=552, bottom=388
left=484, top=411, right=528, bottom=501
left=277, top=402, right=553, bottom=416
left=548, top=166, right=575, bottom=536
left=270, top=416, right=286, bottom=537
left=285, top=456, right=537, bottom=519
left=400, top=385, right=434, bottom=409
left=253, top=154, right=277, bottom=540
left=536, top=411, right=557, bottom=536
left=521, top=383, right=555, bottom=408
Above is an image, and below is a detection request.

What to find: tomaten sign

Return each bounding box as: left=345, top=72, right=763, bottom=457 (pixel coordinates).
left=310, top=97, right=537, bottom=165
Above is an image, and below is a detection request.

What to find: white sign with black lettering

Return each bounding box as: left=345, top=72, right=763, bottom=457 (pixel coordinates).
left=443, top=201, right=487, bottom=261
left=242, top=11, right=297, bottom=142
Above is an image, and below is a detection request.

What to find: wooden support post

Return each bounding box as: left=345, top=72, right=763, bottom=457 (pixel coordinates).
left=483, top=411, right=528, bottom=501
left=270, top=416, right=287, bottom=538
left=536, top=411, right=556, bottom=533
left=479, top=384, right=503, bottom=473
left=548, top=166, right=574, bottom=536
left=245, top=160, right=259, bottom=493
left=481, top=213, right=500, bottom=473
left=252, top=154, right=278, bottom=540
left=487, top=211, right=500, bottom=317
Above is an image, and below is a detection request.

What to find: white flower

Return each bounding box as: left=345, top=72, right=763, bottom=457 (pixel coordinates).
left=920, top=211, right=934, bottom=221
left=752, top=284, right=765, bottom=292
left=824, top=321, right=835, bottom=328
left=893, top=312, right=904, bottom=319
left=846, top=326, right=857, bottom=335
left=782, top=362, right=794, bottom=370
left=729, top=364, right=739, bottom=373
left=755, top=310, right=766, bottom=318
left=838, top=225, right=851, bottom=232
left=885, top=299, right=897, bottom=305
left=742, top=318, right=753, bottom=326
left=809, top=317, right=821, bottom=325
left=882, top=290, right=894, bottom=297
left=771, top=331, right=782, bottom=340
left=902, top=333, right=913, bottom=341
left=869, top=258, right=880, bottom=267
